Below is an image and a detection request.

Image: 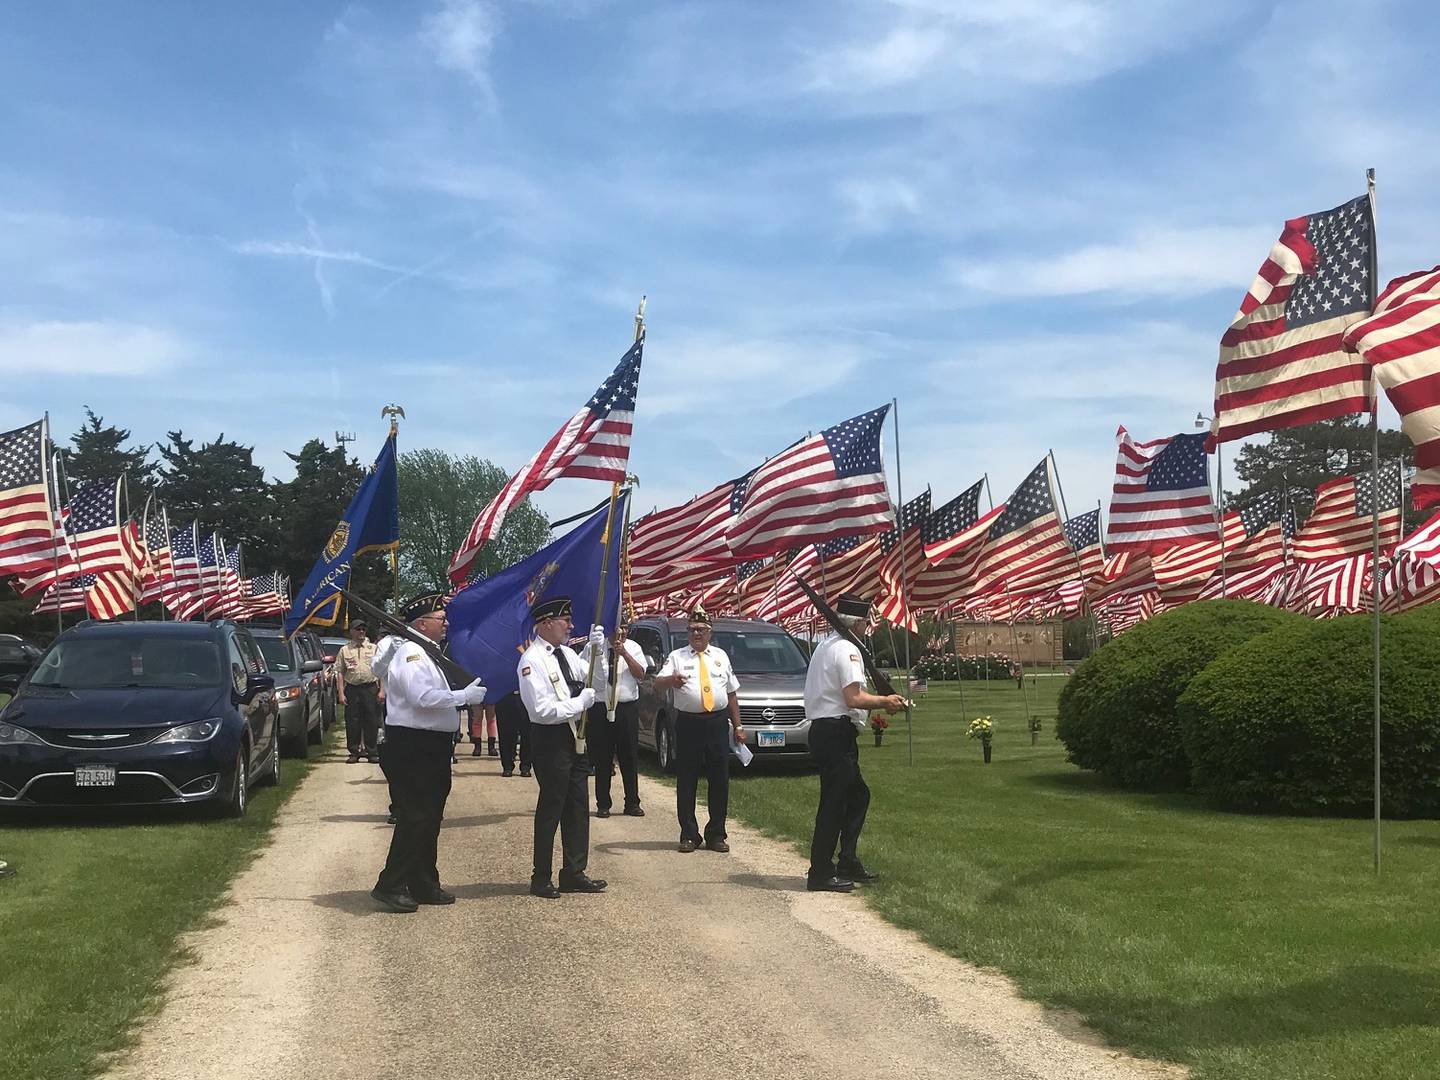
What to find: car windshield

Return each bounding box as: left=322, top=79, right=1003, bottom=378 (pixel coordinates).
left=253, top=638, right=294, bottom=672
left=706, top=630, right=808, bottom=674
left=28, top=635, right=222, bottom=689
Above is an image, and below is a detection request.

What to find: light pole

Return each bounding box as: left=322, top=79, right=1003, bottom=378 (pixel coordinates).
left=1196, top=412, right=1226, bottom=597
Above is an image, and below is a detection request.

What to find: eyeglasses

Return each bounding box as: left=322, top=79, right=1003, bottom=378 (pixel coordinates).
left=687, top=626, right=710, bottom=634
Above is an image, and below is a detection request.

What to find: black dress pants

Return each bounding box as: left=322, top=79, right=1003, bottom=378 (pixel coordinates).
left=344, top=681, right=381, bottom=755
left=675, top=710, right=730, bottom=843
left=807, top=717, right=871, bottom=882
left=530, top=722, right=590, bottom=882
left=496, top=691, right=532, bottom=773
left=588, top=699, right=641, bottom=812
left=376, top=725, right=453, bottom=895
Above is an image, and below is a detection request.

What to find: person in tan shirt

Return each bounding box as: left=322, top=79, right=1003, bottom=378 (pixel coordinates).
left=337, top=621, right=383, bottom=763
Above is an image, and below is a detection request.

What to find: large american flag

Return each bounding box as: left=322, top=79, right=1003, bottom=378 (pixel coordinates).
left=139, top=504, right=175, bottom=603
left=20, top=476, right=128, bottom=597
left=1106, top=428, right=1216, bottom=553
left=727, top=405, right=894, bottom=560
left=1292, top=469, right=1402, bottom=563
left=968, top=458, right=1072, bottom=597
left=1196, top=491, right=1295, bottom=601
left=1380, top=512, right=1440, bottom=612
left=1150, top=512, right=1247, bottom=606
left=449, top=339, right=643, bottom=584
left=0, top=418, right=65, bottom=577
left=1211, top=194, right=1375, bottom=445
left=872, top=491, right=934, bottom=629
left=1342, top=265, right=1440, bottom=510
left=169, top=522, right=203, bottom=592
left=628, top=464, right=761, bottom=603
left=1062, top=507, right=1105, bottom=580
left=32, top=519, right=144, bottom=620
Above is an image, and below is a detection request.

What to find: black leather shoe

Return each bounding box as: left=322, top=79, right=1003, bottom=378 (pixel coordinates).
left=501, top=768, right=514, bottom=777
left=411, top=886, right=456, bottom=905
left=705, top=838, right=731, bottom=853
left=558, top=873, right=608, bottom=893
left=519, top=767, right=532, bottom=777
left=836, top=862, right=880, bottom=883
left=386, top=813, right=397, bottom=825
left=623, top=805, right=645, bottom=817
left=806, top=876, right=855, bottom=893
left=678, top=838, right=697, bottom=853
left=470, top=745, right=484, bottom=757
left=529, top=879, right=561, bottom=899
left=595, top=807, right=611, bottom=818
left=371, top=886, right=419, bottom=912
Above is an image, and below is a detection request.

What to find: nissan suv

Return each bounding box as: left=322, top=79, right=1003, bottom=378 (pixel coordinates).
left=630, top=615, right=811, bottom=771
left=246, top=627, right=327, bottom=757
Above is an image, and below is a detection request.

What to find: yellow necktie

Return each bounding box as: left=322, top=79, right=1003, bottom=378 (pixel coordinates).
left=697, top=651, right=714, bottom=712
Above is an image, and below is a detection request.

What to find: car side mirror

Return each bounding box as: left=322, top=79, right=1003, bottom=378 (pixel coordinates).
left=238, top=671, right=275, bottom=704
left=301, top=659, right=323, bottom=674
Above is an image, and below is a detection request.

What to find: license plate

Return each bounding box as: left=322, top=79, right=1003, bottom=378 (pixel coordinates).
left=75, top=764, right=117, bottom=787
left=757, top=730, right=785, bottom=747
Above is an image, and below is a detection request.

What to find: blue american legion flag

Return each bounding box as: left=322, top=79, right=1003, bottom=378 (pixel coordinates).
left=1106, top=428, right=1217, bottom=553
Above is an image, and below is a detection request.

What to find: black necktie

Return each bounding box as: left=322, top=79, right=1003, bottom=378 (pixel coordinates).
left=553, top=646, right=583, bottom=698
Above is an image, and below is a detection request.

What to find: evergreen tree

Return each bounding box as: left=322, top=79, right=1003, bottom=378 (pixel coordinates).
left=64, top=408, right=158, bottom=506
left=1229, top=416, right=1413, bottom=515
left=154, top=430, right=277, bottom=556
left=397, top=449, right=550, bottom=594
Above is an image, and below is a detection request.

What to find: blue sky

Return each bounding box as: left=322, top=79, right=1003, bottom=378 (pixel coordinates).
left=3, top=0, right=1438, bottom=529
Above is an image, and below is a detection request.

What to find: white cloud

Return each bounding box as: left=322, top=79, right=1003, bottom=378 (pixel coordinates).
left=0, top=320, right=190, bottom=377
left=229, top=239, right=406, bottom=272
left=420, top=0, right=500, bottom=91
left=950, top=224, right=1273, bottom=299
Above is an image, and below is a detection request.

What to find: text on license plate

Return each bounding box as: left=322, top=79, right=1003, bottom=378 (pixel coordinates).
left=75, top=764, right=117, bottom=787
left=757, top=730, right=785, bottom=747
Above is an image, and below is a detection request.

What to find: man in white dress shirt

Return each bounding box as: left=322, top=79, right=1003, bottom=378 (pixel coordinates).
left=652, top=607, right=745, bottom=853
left=579, top=614, right=647, bottom=818
left=803, top=593, right=905, bottom=893
left=369, top=593, right=489, bottom=913
left=517, top=596, right=609, bottom=899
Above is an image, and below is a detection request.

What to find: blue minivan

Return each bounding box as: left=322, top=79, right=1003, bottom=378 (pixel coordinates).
left=0, top=619, right=279, bottom=817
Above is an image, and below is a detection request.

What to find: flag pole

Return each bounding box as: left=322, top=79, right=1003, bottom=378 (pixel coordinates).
left=1048, top=450, right=1101, bottom=658
left=580, top=296, right=646, bottom=747
left=1367, top=165, right=1382, bottom=875
left=606, top=476, right=636, bottom=722
left=890, top=397, right=915, bottom=766
left=43, top=416, right=63, bottom=639
left=381, top=406, right=405, bottom=613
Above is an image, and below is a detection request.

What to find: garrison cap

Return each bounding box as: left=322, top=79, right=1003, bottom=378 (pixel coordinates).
left=530, top=596, right=573, bottom=623
left=350, top=619, right=368, bottom=632
left=835, top=593, right=871, bottom=619
left=400, top=592, right=447, bottom=623
left=688, top=605, right=711, bottom=625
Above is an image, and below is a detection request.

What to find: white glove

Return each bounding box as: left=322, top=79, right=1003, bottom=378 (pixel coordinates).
left=577, top=687, right=596, bottom=710
left=460, top=679, right=487, bottom=705
left=588, top=624, right=606, bottom=650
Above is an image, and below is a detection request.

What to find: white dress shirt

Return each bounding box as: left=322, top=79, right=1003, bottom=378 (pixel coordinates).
left=803, top=632, right=868, bottom=732
left=657, top=644, right=740, bottom=715
left=579, top=637, right=645, bottom=704
left=517, top=638, right=592, bottom=726
left=371, top=635, right=471, bottom=733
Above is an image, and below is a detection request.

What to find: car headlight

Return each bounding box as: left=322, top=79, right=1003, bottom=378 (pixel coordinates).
left=275, top=686, right=303, bottom=702
left=153, top=719, right=223, bottom=744
left=0, top=722, right=43, bottom=746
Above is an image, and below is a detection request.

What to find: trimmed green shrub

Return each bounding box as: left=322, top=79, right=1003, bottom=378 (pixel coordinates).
left=1056, top=600, right=1301, bottom=790
left=1178, top=606, right=1440, bottom=816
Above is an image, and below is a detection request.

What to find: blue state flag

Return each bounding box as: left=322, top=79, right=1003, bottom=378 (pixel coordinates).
left=446, top=491, right=627, bottom=701
left=284, top=433, right=400, bottom=635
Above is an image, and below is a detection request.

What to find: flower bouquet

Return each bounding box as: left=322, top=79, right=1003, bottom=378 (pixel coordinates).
left=967, top=715, right=994, bottom=763
left=870, top=714, right=890, bottom=746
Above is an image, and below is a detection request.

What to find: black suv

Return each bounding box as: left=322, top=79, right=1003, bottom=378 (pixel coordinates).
left=0, top=634, right=43, bottom=696
left=0, top=619, right=279, bottom=816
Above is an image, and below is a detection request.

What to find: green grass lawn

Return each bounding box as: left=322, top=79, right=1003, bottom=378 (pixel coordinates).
left=0, top=727, right=335, bottom=1080
left=722, top=677, right=1440, bottom=1080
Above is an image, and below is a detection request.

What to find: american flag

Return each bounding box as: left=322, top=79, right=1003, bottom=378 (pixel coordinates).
left=1292, top=469, right=1402, bottom=563
left=873, top=491, right=935, bottom=630
left=1287, top=553, right=1374, bottom=615
left=449, top=339, right=643, bottom=584
left=1211, top=194, right=1376, bottom=445
left=243, top=572, right=289, bottom=618
left=170, top=532, right=222, bottom=619
left=1342, top=265, right=1440, bottom=510
left=727, top=405, right=894, bottom=560
left=139, top=504, right=175, bottom=603
left=809, top=530, right=885, bottom=603
left=1380, top=512, right=1440, bottom=612
left=169, top=522, right=202, bottom=592
left=1106, top=428, right=1216, bottom=553
left=209, top=542, right=244, bottom=617
left=628, top=465, right=759, bottom=603
left=755, top=546, right=821, bottom=623
left=967, top=458, right=1073, bottom=597
left=0, top=418, right=65, bottom=577
left=20, top=476, right=129, bottom=596
left=1150, top=512, right=1247, bottom=606
left=922, top=478, right=999, bottom=564
left=32, top=519, right=144, bottom=620
left=1062, top=508, right=1105, bottom=580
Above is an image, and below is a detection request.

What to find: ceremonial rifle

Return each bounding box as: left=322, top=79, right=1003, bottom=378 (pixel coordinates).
left=337, top=587, right=477, bottom=686
left=793, top=575, right=910, bottom=703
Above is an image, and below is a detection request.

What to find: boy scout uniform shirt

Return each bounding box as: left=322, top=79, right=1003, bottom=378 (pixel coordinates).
left=578, top=638, right=645, bottom=704
left=803, top=632, right=868, bottom=731
left=517, top=638, right=593, bottom=725
left=337, top=641, right=378, bottom=684
left=371, top=635, right=470, bottom=732
left=656, top=644, right=740, bottom=714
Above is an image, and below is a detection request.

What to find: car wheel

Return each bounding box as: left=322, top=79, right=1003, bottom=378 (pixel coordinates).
left=257, top=733, right=281, bottom=787
left=656, top=719, right=676, bottom=775
left=281, top=721, right=310, bottom=759
left=221, top=747, right=248, bottom=818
